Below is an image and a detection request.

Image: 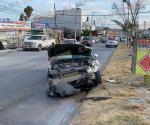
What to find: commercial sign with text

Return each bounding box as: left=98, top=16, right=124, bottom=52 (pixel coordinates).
left=0, top=21, right=31, bottom=31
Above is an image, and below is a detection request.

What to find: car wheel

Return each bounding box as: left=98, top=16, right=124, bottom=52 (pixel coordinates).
left=38, top=45, right=42, bottom=51
left=94, top=69, right=102, bottom=85
left=115, top=45, right=118, bottom=48
left=23, top=48, right=27, bottom=51
left=106, top=45, right=108, bottom=47
left=107, top=45, right=109, bottom=48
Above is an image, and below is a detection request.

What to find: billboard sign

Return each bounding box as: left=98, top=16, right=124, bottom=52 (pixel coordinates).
left=0, top=21, right=31, bottom=31
left=31, top=22, right=46, bottom=29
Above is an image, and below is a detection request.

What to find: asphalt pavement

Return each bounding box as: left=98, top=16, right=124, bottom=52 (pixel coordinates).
left=0, top=42, right=115, bottom=125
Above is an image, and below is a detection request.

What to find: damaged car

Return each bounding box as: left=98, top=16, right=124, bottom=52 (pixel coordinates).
left=47, top=44, right=102, bottom=97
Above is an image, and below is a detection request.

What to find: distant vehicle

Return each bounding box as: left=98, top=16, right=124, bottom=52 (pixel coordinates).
left=120, top=36, right=126, bottom=42
left=106, top=37, right=118, bottom=48
left=94, top=36, right=100, bottom=43
left=80, top=37, right=92, bottom=47
left=62, top=39, right=78, bottom=44
left=100, top=36, right=107, bottom=43
left=91, top=36, right=96, bottom=44
left=23, top=35, right=55, bottom=51
left=8, top=42, right=18, bottom=49
left=115, top=36, right=121, bottom=42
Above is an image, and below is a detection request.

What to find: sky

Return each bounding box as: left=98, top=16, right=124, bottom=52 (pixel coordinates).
left=0, top=0, right=150, bottom=29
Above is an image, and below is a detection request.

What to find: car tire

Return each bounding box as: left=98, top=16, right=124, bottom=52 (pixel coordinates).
left=106, top=45, right=109, bottom=48
left=94, top=69, right=102, bottom=85
left=115, top=45, right=118, bottom=48
left=23, top=48, right=27, bottom=51
left=38, top=44, right=42, bottom=51
left=106, top=45, right=108, bottom=47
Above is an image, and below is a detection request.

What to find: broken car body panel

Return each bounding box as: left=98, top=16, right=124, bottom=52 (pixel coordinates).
left=47, top=44, right=101, bottom=97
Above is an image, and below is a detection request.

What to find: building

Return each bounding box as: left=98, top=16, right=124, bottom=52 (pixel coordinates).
left=33, top=8, right=82, bottom=39
left=0, top=21, right=31, bottom=48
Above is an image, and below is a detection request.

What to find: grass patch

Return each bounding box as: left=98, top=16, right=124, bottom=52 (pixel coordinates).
left=96, top=114, right=149, bottom=125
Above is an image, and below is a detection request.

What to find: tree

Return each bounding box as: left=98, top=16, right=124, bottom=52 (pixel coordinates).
left=19, top=13, right=25, bottom=21
left=112, top=20, right=135, bottom=34
left=19, top=6, right=33, bottom=21
left=112, top=0, right=144, bottom=33
left=112, top=0, right=145, bottom=73
left=24, top=6, right=33, bottom=20
left=81, top=28, right=91, bottom=36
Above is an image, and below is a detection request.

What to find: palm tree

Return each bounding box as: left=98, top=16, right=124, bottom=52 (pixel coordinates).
left=19, top=13, right=25, bottom=21
left=24, top=6, right=33, bottom=20
left=112, top=20, right=135, bottom=34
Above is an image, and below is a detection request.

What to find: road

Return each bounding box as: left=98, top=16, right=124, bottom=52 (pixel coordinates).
left=0, top=43, right=115, bottom=125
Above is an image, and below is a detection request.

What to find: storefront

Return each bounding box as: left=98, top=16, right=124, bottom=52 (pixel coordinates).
left=0, top=21, right=31, bottom=48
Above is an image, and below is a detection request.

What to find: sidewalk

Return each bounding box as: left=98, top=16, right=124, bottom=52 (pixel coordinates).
left=72, top=43, right=150, bottom=125
left=0, top=48, right=22, bottom=55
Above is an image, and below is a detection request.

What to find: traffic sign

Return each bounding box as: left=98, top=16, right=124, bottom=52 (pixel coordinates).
left=136, top=39, right=150, bottom=75
left=138, top=54, right=150, bottom=73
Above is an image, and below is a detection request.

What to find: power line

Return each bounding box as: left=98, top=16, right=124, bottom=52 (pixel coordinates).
left=55, top=10, right=150, bottom=17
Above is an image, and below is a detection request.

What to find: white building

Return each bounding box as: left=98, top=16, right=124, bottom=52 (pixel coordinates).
left=33, top=8, right=82, bottom=39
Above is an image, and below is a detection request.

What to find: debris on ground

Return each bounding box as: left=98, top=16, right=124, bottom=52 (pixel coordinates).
left=80, top=96, right=112, bottom=102
left=71, top=43, right=150, bottom=125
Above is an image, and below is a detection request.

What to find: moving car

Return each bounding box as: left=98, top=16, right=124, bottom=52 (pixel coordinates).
left=106, top=37, right=118, bottom=48
left=80, top=37, right=92, bottom=47
left=62, top=39, right=78, bottom=44
left=23, top=35, right=55, bottom=51
left=47, top=44, right=101, bottom=97
left=100, top=36, right=107, bottom=43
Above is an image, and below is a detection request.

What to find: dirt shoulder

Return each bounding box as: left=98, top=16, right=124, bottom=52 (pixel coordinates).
left=72, top=43, right=150, bottom=125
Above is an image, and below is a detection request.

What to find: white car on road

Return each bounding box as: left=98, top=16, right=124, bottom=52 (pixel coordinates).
left=106, top=37, right=118, bottom=48
left=23, top=35, right=55, bottom=51
left=62, top=39, right=78, bottom=44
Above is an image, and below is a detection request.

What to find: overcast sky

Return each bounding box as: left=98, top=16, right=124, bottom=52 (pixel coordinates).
left=0, top=0, right=150, bottom=28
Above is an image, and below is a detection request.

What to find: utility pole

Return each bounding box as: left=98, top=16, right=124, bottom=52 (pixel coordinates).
left=127, top=0, right=130, bottom=46
left=144, top=21, right=146, bottom=30
left=74, top=3, right=77, bottom=40
left=123, top=0, right=129, bottom=44
left=54, top=0, right=57, bottom=28
left=74, top=2, right=84, bottom=40
left=91, top=12, right=94, bottom=30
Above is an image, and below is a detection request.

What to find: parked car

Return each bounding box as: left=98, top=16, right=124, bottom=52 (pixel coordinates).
left=23, top=35, right=55, bottom=51
left=47, top=44, right=101, bottom=97
left=115, top=36, right=121, bottom=42
left=62, top=39, right=78, bottom=44
left=120, top=36, right=126, bottom=42
left=100, top=36, right=107, bottom=43
left=8, top=42, right=18, bottom=49
left=94, top=37, right=100, bottom=43
left=106, top=37, right=118, bottom=48
left=80, top=37, right=92, bottom=47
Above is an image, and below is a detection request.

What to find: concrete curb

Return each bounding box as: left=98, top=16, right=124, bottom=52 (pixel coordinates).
left=0, top=48, right=22, bottom=56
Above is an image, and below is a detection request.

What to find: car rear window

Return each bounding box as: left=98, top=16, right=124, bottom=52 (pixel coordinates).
left=108, top=38, right=115, bottom=40
left=83, top=38, right=90, bottom=40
